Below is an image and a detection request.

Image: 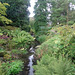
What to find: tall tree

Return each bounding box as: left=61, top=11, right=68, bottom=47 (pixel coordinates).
left=0, top=2, right=12, bottom=25
left=34, top=0, right=50, bottom=36
left=49, top=0, right=75, bottom=26
left=0, top=0, right=30, bottom=31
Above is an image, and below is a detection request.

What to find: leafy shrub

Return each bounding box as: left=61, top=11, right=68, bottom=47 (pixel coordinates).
left=35, top=34, right=73, bottom=58
left=35, top=25, right=75, bottom=58
left=0, top=29, right=3, bottom=36
left=0, top=2, right=12, bottom=25
left=3, top=54, right=11, bottom=60
left=0, top=27, right=34, bottom=50
left=63, top=35, right=75, bottom=59
left=34, top=24, right=75, bottom=75
left=68, top=21, right=74, bottom=25
left=0, top=35, right=8, bottom=39
left=0, top=48, right=7, bottom=57
left=12, top=29, right=34, bottom=49
left=0, top=39, right=7, bottom=45
left=37, top=35, right=47, bottom=44
left=34, top=55, right=74, bottom=75
left=2, top=60, right=24, bottom=75
left=2, top=26, right=18, bottom=30
left=11, top=49, right=27, bottom=55
left=0, top=64, right=6, bottom=75
left=48, top=24, right=74, bottom=38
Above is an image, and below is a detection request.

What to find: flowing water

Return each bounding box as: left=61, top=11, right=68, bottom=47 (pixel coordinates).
left=19, top=46, right=35, bottom=75
left=28, top=55, right=34, bottom=75
left=28, top=47, right=35, bottom=75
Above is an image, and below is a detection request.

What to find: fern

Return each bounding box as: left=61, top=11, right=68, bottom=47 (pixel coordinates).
left=34, top=55, right=74, bottom=75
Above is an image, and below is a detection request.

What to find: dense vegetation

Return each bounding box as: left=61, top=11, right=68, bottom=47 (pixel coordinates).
left=0, top=1, right=34, bottom=74
left=0, top=0, right=75, bottom=75
left=0, top=0, right=30, bottom=31
left=33, top=0, right=75, bottom=75
left=0, top=26, right=34, bottom=75
left=34, top=24, right=75, bottom=75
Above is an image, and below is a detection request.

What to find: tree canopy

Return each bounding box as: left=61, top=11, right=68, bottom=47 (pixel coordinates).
left=0, top=2, right=12, bottom=25
left=0, top=0, right=30, bottom=31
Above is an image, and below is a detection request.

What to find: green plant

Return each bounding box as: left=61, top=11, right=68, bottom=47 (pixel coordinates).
left=0, top=39, right=7, bottom=45
left=37, top=35, right=47, bottom=44
left=2, top=60, right=24, bottom=75
left=0, top=27, right=34, bottom=50
left=3, top=54, right=11, bottom=60
left=34, top=55, right=74, bottom=75
left=0, top=2, right=12, bottom=24
left=68, top=21, right=74, bottom=25
left=0, top=62, right=7, bottom=75
left=12, top=29, right=34, bottom=49
left=0, top=48, right=7, bottom=57
left=0, top=66, right=6, bottom=75
left=11, top=49, right=27, bottom=55
left=35, top=25, right=75, bottom=58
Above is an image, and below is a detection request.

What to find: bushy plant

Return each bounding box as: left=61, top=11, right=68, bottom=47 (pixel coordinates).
left=12, top=29, right=34, bottom=49
left=35, top=25, right=75, bottom=58
left=2, top=60, right=24, bottom=75
left=0, top=27, right=34, bottom=50
left=34, top=24, right=75, bottom=75
left=35, top=34, right=72, bottom=58
left=0, top=2, right=12, bottom=24
left=11, top=49, right=27, bottom=55
left=37, top=35, right=47, bottom=44
left=0, top=29, right=3, bottom=36
left=34, top=55, right=74, bottom=75
left=3, top=54, right=11, bottom=60
left=63, top=35, right=75, bottom=59
left=0, top=39, right=7, bottom=45
left=68, top=21, right=74, bottom=25
left=0, top=66, right=6, bottom=75
left=0, top=48, right=7, bottom=57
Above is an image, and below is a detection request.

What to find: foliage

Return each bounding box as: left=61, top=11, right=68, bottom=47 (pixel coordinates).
left=0, top=39, right=7, bottom=45
left=1, top=60, right=24, bottom=75
left=37, top=35, right=47, bottom=44
left=0, top=26, right=34, bottom=50
left=64, top=35, right=75, bottom=59
left=29, top=19, right=35, bottom=35
left=34, top=24, right=75, bottom=75
left=34, top=54, right=74, bottom=75
left=34, top=0, right=50, bottom=36
left=0, top=62, right=6, bottom=75
left=35, top=24, right=75, bottom=59
left=0, top=2, right=12, bottom=25
left=11, top=49, right=27, bottom=55
left=3, top=54, right=11, bottom=60
left=49, top=0, right=75, bottom=26
left=68, top=21, right=74, bottom=25
left=11, top=29, right=34, bottom=49
left=0, top=48, right=7, bottom=57
left=0, top=0, right=30, bottom=31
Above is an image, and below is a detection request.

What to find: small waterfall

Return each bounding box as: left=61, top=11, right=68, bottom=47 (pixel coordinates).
left=28, top=46, right=35, bottom=75
left=18, top=46, right=35, bottom=75
left=28, top=55, right=34, bottom=75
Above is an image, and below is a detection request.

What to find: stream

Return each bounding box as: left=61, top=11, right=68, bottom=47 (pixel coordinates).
left=28, top=54, right=34, bottom=75
left=28, top=47, right=35, bottom=75
left=18, top=46, right=36, bottom=75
